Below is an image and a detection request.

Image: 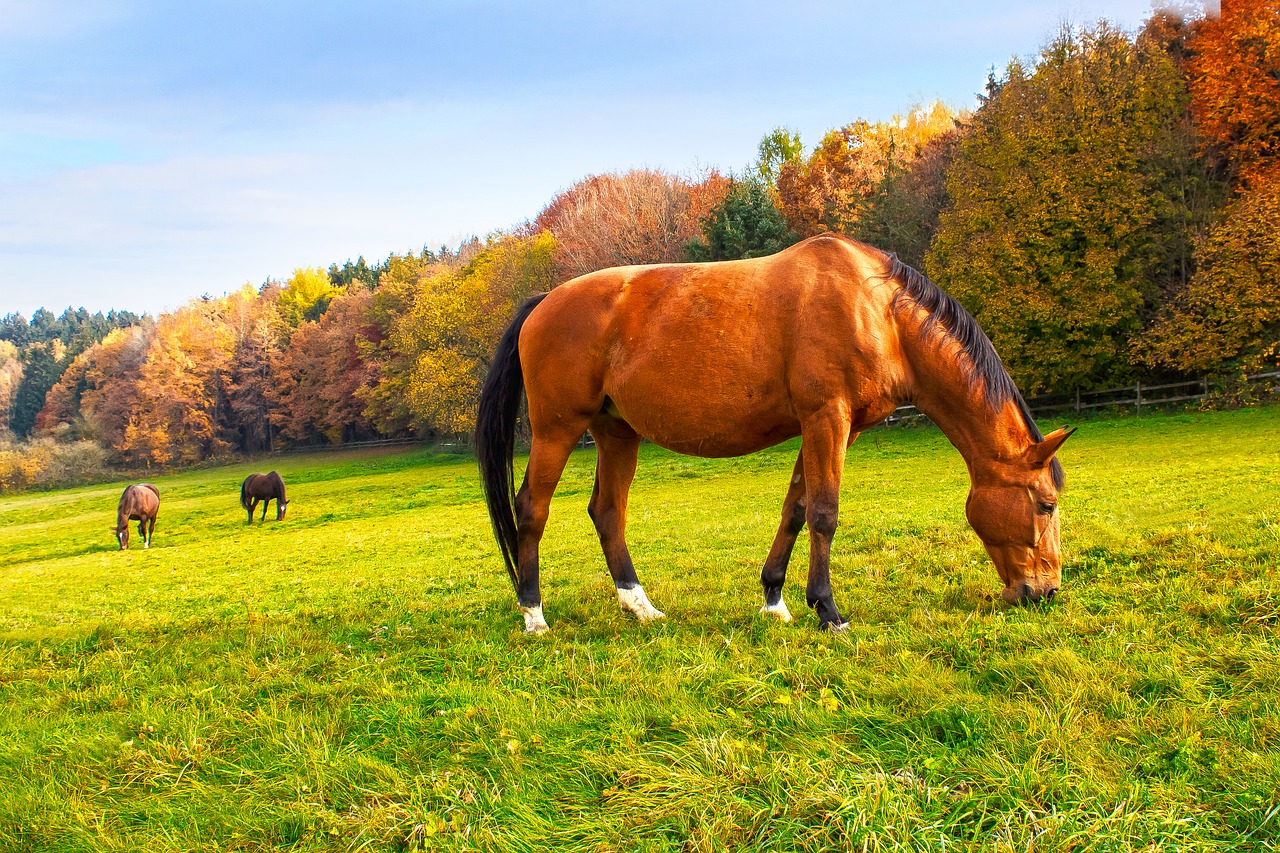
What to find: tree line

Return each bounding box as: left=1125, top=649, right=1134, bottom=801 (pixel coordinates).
left=2, top=4, right=1276, bottom=475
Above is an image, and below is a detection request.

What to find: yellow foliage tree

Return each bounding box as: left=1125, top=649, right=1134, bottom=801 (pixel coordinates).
left=385, top=231, right=558, bottom=437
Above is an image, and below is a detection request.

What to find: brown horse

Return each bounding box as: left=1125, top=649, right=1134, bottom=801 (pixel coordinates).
left=241, top=472, right=288, bottom=523
left=113, top=484, right=160, bottom=550
left=477, top=234, right=1074, bottom=634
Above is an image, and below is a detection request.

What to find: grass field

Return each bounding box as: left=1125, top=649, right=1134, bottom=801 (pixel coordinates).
left=2, top=406, right=1278, bottom=852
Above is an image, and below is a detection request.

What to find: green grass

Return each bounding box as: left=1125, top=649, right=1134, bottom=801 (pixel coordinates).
left=1, top=407, right=1278, bottom=851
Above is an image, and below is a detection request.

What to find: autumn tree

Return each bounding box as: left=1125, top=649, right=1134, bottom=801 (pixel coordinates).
left=0, top=341, right=22, bottom=435
left=1138, top=173, right=1280, bottom=372
left=926, top=24, right=1195, bottom=393
left=122, top=301, right=235, bottom=466
left=35, top=325, right=152, bottom=450
left=534, top=169, right=728, bottom=281
left=1136, top=0, right=1280, bottom=375
left=854, top=121, right=965, bottom=270
left=1185, top=0, right=1280, bottom=187
left=271, top=285, right=377, bottom=445
left=374, top=232, right=558, bottom=438
left=358, top=250, right=440, bottom=436
left=776, top=102, right=958, bottom=242
left=223, top=285, right=280, bottom=452
left=276, top=267, right=341, bottom=331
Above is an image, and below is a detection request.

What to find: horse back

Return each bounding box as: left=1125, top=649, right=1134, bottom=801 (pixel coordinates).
left=518, top=235, right=905, bottom=455
left=120, top=483, right=159, bottom=520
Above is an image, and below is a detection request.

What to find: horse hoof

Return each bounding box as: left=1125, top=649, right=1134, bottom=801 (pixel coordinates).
left=759, top=598, right=794, bottom=622
left=521, top=605, right=549, bottom=635
left=617, top=585, right=665, bottom=621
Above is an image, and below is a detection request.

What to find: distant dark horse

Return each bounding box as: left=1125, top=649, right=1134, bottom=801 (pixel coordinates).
left=476, top=234, right=1074, bottom=634
left=114, top=484, right=160, bottom=549
left=241, top=472, right=288, bottom=523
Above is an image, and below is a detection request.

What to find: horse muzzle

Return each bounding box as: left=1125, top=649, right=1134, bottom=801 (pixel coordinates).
left=1003, top=581, right=1058, bottom=605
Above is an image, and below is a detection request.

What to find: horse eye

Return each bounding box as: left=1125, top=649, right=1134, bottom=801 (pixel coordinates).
left=1037, top=501, right=1057, bottom=515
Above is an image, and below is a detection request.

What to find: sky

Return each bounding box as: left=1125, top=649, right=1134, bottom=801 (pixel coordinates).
left=1, top=0, right=1164, bottom=318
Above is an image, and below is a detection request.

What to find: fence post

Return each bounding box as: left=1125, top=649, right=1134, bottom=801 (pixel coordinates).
left=1136, top=380, right=1142, bottom=416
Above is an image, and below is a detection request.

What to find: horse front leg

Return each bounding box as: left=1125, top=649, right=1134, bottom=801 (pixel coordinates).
left=759, top=449, right=806, bottom=622
left=513, top=427, right=580, bottom=634
left=800, top=409, right=852, bottom=631
left=588, top=416, right=663, bottom=623
left=145, top=516, right=155, bottom=548
left=261, top=499, right=270, bottom=522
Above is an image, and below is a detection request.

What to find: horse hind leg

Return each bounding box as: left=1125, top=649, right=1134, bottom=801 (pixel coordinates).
left=588, top=417, right=663, bottom=623
left=514, top=426, right=583, bottom=634
left=760, top=449, right=806, bottom=622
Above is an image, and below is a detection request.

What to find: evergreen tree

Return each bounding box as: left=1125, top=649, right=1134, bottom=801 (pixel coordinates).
left=686, top=179, right=798, bottom=261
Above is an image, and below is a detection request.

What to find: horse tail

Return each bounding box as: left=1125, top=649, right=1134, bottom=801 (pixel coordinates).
left=240, top=477, right=251, bottom=510
left=476, top=292, right=548, bottom=590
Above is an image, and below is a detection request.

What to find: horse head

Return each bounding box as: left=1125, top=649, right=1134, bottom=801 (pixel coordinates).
left=112, top=523, right=129, bottom=550
left=278, top=499, right=289, bottom=521
left=964, top=426, right=1075, bottom=604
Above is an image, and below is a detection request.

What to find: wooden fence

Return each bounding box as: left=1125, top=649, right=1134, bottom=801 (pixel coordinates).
left=886, top=370, right=1280, bottom=425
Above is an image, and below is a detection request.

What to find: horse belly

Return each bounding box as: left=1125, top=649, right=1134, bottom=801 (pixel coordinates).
left=605, top=347, right=799, bottom=458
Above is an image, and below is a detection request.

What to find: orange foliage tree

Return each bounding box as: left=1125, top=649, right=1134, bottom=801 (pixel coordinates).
left=775, top=101, right=958, bottom=241
left=34, top=325, right=152, bottom=450
left=533, top=169, right=729, bottom=281
left=122, top=301, right=236, bottom=466
left=1185, top=0, right=1280, bottom=186
left=271, top=285, right=378, bottom=445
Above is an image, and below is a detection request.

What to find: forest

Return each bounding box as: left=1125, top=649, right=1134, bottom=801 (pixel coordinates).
left=1, top=4, right=1276, bottom=488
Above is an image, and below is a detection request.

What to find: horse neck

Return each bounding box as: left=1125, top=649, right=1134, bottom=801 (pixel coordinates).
left=898, top=325, right=1035, bottom=483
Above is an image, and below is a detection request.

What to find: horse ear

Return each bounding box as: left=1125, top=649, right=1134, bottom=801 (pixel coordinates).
left=1026, top=426, right=1076, bottom=467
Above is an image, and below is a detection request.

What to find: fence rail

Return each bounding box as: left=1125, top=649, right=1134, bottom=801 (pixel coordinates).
left=886, top=370, right=1280, bottom=425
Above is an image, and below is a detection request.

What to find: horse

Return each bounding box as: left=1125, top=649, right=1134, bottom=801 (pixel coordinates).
left=241, top=472, right=288, bottom=523
left=476, top=234, right=1075, bottom=634
left=113, top=483, right=160, bottom=550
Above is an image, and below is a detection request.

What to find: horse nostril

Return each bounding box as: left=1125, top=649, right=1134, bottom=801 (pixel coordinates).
left=1021, top=582, right=1034, bottom=602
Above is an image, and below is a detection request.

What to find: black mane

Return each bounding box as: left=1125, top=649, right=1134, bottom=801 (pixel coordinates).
left=886, top=254, right=1065, bottom=489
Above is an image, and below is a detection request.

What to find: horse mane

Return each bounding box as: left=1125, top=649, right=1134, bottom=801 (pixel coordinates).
left=886, top=254, right=1065, bottom=489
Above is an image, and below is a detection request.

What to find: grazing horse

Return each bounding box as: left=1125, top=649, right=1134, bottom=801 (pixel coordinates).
left=476, top=234, right=1075, bottom=634
left=114, top=484, right=160, bottom=550
left=241, top=471, right=288, bottom=523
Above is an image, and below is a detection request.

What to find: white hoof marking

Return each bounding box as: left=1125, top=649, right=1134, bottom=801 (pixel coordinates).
left=617, top=585, right=665, bottom=622
left=520, top=605, right=549, bottom=635
left=759, top=597, right=793, bottom=622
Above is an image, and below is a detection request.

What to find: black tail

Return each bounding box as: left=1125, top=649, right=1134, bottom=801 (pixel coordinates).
left=240, top=477, right=251, bottom=510
left=476, top=293, right=548, bottom=590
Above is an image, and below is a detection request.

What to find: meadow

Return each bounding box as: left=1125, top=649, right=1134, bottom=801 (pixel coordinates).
left=1, top=406, right=1278, bottom=852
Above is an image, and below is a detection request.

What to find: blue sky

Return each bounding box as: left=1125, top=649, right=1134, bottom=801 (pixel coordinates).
left=1, top=0, right=1162, bottom=317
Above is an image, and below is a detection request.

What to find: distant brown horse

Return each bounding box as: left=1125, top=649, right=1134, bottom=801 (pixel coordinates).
left=114, top=484, right=160, bottom=550
left=241, top=472, right=288, bottom=523
left=476, top=234, right=1075, bottom=634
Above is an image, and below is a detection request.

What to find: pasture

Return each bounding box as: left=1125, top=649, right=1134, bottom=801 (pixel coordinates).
left=1, top=406, right=1278, bottom=852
